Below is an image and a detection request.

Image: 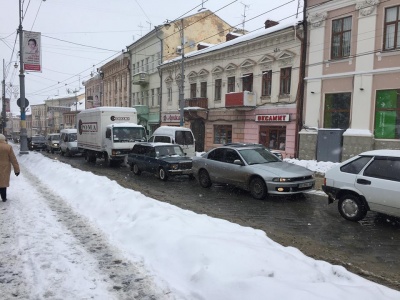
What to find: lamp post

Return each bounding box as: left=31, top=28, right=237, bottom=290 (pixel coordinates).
left=18, top=0, right=29, bottom=154
left=165, top=19, right=185, bottom=127
left=2, top=60, right=18, bottom=135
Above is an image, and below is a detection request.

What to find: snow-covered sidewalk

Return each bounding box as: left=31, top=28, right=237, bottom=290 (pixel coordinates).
left=1, top=146, right=399, bottom=300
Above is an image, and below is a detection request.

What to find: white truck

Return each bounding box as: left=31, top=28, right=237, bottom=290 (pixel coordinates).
left=77, top=107, right=147, bottom=166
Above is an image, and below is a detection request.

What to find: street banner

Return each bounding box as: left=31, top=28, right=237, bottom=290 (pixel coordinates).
left=5, top=98, right=11, bottom=112
left=23, top=31, right=42, bottom=72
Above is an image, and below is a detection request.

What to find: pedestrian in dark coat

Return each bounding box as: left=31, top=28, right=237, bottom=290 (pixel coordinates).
left=0, top=134, right=20, bottom=202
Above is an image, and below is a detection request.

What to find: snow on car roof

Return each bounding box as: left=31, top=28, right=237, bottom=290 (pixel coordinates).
left=360, top=149, right=400, bottom=157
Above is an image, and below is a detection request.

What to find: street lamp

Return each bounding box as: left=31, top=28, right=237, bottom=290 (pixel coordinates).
left=2, top=60, right=18, bottom=135
left=164, top=19, right=185, bottom=127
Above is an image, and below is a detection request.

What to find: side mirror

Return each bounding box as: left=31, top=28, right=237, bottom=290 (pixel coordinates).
left=234, top=159, right=244, bottom=166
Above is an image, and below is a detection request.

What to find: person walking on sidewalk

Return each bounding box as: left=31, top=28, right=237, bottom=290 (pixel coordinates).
left=0, top=134, right=20, bottom=202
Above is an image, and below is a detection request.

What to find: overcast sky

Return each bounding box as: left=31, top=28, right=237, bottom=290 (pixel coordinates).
left=1, top=0, right=302, bottom=113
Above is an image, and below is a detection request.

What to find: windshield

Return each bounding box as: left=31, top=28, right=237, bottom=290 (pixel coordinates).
left=32, top=136, right=45, bottom=142
left=51, top=135, right=60, bottom=141
left=175, top=131, right=194, bottom=145
left=113, top=127, right=146, bottom=143
left=68, top=133, right=77, bottom=142
left=156, top=145, right=185, bottom=157
left=239, top=147, right=280, bottom=165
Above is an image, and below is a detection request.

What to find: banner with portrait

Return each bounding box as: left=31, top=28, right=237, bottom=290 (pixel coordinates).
left=23, top=31, right=42, bottom=72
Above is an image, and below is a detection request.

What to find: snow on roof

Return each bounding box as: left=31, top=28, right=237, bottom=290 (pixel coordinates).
left=343, top=129, right=373, bottom=137
left=360, top=149, right=400, bottom=157
left=163, top=16, right=301, bottom=65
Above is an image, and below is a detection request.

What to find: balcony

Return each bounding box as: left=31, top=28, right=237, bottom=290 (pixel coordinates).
left=132, top=72, right=149, bottom=85
left=225, top=91, right=256, bottom=108
left=184, top=97, right=208, bottom=109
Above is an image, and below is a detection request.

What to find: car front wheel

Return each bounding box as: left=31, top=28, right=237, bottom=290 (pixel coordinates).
left=249, top=177, right=268, bottom=200
left=198, top=169, right=212, bottom=188
left=338, top=193, right=368, bottom=221
left=158, top=168, right=168, bottom=181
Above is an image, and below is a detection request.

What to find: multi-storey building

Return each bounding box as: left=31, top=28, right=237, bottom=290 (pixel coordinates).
left=301, top=0, right=400, bottom=161
left=31, top=103, right=48, bottom=136
left=127, top=10, right=233, bottom=136
left=160, top=19, right=304, bottom=156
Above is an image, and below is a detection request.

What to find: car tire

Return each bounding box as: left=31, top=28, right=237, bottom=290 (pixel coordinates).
left=249, top=177, right=268, bottom=200
left=158, top=168, right=168, bottom=181
left=66, top=148, right=71, bottom=157
left=132, top=164, right=141, bottom=175
left=198, top=169, right=212, bottom=188
left=338, top=193, right=368, bottom=221
left=61, top=150, right=65, bottom=156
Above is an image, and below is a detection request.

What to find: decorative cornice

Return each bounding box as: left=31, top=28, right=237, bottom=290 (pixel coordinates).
left=356, top=0, right=379, bottom=16
left=307, top=12, right=328, bottom=28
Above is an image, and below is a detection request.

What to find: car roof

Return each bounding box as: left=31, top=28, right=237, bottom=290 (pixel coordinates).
left=134, top=142, right=175, bottom=147
left=359, top=149, right=400, bottom=158
left=222, top=143, right=264, bottom=149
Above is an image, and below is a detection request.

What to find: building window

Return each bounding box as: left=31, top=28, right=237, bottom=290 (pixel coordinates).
left=141, top=60, right=144, bottom=71
left=146, top=57, right=149, bottom=72
left=324, top=93, right=351, bottom=129
left=215, top=79, right=222, bottom=101
left=190, top=83, right=197, bottom=98
left=151, top=55, right=155, bottom=72
left=200, top=82, right=207, bottom=98
left=214, top=125, right=232, bottom=144
left=157, top=88, right=160, bottom=105
left=279, top=67, right=291, bottom=95
left=132, top=63, right=135, bottom=74
left=384, top=6, right=400, bottom=50
left=167, top=88, right=172, bottom=102
left=331, top=16, right=352, bottom=59
left=145, top=90, right=149, bottom=106
left=242, top=73, right=253, bottom=92
left=259, top=126, right=286, bottom=150
left=261, top=70, right=272, bottom=96
left=151, top=89, right=155, bottom=106
left=137, top=62, right=140, bottom=73
left=227, top=76, right=235, bottom=93
left=374, top=89, right=400, bottom=139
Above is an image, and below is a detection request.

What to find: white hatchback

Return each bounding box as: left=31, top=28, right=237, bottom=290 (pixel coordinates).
left=322, top=150, right=400, bottom=221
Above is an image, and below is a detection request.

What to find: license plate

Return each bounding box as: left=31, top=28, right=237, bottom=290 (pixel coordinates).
left=299, top=182, right=313, bottom=188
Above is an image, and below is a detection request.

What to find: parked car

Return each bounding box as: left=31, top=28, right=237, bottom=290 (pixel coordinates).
left=46, top=133, right=61, bottom=153
left=322, top=150, right=400, bottom=222
left=28, top=135, right=46, bottom=151
left=127, top=142, right=193, bottom=181
left=192, top=143, right=315, bottom=199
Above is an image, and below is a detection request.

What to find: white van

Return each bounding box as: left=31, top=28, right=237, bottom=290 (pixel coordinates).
left=148, top=126, right=196, bottom=157
left=60, top=128, right=81, bottom=156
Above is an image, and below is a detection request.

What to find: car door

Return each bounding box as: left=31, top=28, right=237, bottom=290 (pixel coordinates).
left=222, top=149, right=249, bottom=189
left=146, top=147, right=158, bottom=173
left=204, top=148, right=227, bottom=183
left=355, top=156, right=400, bottom=217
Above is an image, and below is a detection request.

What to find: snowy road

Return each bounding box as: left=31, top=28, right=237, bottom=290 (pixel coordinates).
left=0, top=163, right=172, bottom=299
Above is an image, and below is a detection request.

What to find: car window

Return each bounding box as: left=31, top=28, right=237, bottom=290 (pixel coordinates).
left=363, top=157, right=400, bottom=182
left=224, top=149, right=241, bottom=164
left=175, top=131, right=194, bottom=145
left=145, top=147, right=155, bottom=157
left=340, top=156, right=372, bottom=174
left=239, top=148, right=279, bottom=165
left=208, top=148, right=225, bottom=162
left=148, top=136, right=154, bottom=142
left=154, top=136, right=170, bottom=143
left=68, top=133, right=77, bottom=142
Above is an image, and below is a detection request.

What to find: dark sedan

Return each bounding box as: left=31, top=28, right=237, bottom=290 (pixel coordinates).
left=28, top=136, right=47, bottom=151
left=127, top=142, right=193, bottom=181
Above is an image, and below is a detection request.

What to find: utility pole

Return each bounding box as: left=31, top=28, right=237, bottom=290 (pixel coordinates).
left=2, top=59, right=6, bottom=135
left=178, top=18, right=185, bottom=127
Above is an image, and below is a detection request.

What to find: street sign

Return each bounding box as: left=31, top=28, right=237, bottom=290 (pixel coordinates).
left=17, top=98, right=30, bottom=108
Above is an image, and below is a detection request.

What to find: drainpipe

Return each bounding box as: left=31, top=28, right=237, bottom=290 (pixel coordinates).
left=156, top=26, right=163, bottom=128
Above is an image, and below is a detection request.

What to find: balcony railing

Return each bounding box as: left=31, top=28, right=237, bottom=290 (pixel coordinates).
left=132, top=72, right=149, bottom=85
left=184, top=97, right=208, bottom=109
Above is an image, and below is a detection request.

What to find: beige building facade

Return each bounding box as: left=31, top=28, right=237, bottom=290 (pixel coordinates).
left=160, top=20, right=304, bottom=156
left=301, top=0, right=400, bottom=161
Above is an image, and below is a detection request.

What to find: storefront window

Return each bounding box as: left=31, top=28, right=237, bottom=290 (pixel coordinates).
left=214, top=125, right=232, bottom=144
left=259, top=126, right=286, bottom=150
left=324, top=93, right=351, bottom=129
left=375, top=89, right=400, bottom=139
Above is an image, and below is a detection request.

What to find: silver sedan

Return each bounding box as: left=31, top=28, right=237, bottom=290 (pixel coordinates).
left=192, top=144, right=315, bottom=199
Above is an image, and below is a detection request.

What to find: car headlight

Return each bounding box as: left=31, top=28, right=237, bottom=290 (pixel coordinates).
left=272, top=178, right=292, bottom=182
left=170, top=164, right=179, bottom=170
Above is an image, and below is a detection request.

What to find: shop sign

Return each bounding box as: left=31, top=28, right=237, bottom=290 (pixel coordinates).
left=256, top=114, right=290, bottom=122
left=162, top=113, right=180, bottom=123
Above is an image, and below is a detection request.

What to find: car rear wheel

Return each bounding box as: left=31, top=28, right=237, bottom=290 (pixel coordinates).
left=198, top=169, right=212, bottom=188
left=158, top=168, right=168, bottom=181
left=132, top=164, right=141, bottom=175
left=338, top=194, right=368, bottom=221
left=249, top=177, right=268, bottom=200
